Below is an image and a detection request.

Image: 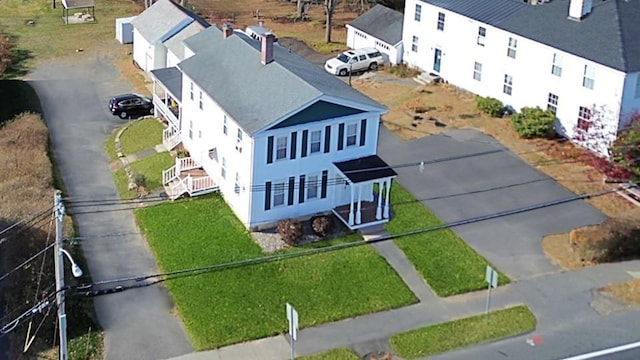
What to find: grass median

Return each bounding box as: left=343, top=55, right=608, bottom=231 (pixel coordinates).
left=391, top=305, right=536, bottom=359
left=298, top=348, right=360, bottom=360
left=135, top=195, right=418, bottom=349
left=385, top=184, right=509, bottom=296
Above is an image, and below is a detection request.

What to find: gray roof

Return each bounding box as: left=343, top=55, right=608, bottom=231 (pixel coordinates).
left=164, top=22, right=205, bottom=60
left=420, top=0, right=640, bottom=72
left=131, top=0, right=209, bottom=45
left=179, top=26, right=385, bottom=135
left=349, top=5, right=404, bottom=46
left=150, top=67, right=183, bottom=101
left=62, top=0, right=95, bottom=9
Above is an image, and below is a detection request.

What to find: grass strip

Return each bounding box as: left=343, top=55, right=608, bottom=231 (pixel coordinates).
left=118, top=118, right=164, bottom=156
left=298, top=348, right=360, bottom=360
left=391, top=305, right=536, bottom=359
left=385, top=184, right=509, bottom=296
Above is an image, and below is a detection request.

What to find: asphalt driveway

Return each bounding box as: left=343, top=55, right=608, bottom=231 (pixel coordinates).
left=27, top=52, right=192, bottom=360
left=378, top=127, right=607, bottom=280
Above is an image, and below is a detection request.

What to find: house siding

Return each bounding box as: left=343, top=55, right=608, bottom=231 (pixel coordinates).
left=402, top=0, right=628, bottom=155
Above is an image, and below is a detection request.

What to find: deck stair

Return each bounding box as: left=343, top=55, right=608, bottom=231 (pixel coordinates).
left=162, top=157, right=218, bottom=200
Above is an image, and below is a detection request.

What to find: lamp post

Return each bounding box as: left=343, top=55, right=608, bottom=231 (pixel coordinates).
left=54, top=191, right=83, bottom=360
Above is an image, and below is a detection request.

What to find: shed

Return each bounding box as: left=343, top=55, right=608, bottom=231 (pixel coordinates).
left=61, top=0, right=96, bottom=24
left=116, top=16, right=136, bottom=44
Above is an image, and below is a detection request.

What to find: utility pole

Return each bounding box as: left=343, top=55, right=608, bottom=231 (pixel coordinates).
left=54, top=190, right=68, bottom=360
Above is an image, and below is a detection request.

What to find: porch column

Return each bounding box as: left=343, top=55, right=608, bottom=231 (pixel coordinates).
left=348, top=183, right=355, bottom=226
left=383, top=179, right=391, bottom=219
left=356, top=184, right=362, bottom=224
left=376, top=180, right=383, bottom=220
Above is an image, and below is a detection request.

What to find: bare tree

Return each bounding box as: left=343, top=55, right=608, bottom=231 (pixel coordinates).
left=297, top=0, right=304, bottom=18
left=324, top=0, right=339, bottom=43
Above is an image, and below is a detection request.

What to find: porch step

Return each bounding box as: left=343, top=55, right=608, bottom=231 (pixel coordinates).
left=413, top=72, right=442, bottom=85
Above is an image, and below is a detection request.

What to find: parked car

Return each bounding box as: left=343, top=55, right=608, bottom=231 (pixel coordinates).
left=324, top=48, right=385, bottom=76
left=108, top=93, right=154, bottom=119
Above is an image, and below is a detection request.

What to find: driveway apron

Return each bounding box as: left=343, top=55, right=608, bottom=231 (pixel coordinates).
left=27, top=53, right=192, bottom=360
left=378, top=128, right=607, bottom=280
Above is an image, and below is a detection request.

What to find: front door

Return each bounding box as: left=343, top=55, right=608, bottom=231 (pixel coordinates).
left=433, top=48, right=442, bottom=73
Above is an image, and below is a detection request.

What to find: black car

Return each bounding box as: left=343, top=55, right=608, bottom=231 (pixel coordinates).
left=108, top=94, right=154, bottom=119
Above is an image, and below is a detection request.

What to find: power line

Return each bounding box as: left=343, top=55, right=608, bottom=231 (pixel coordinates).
left=0, top=242, right=56, bottom=283
left=0, top=206, right=54, bottom=237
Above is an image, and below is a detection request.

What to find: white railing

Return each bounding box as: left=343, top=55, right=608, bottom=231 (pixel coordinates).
left=179, top=157, right=200, bottom=171
left=153, top=94, right=179, bottom=128
left=162, top=165, right=177, bottom=185
left=189, top=176, right=217, bottom=193
left=167, top=179, right=188, bottom=200
left=162, top=126, right=181, bottom=150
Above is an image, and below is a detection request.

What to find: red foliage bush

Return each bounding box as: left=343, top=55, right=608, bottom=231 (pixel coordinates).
left=277, top=218, right=303, bottom=246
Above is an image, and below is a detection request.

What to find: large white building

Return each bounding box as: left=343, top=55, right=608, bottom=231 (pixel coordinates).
left=346, top=5, right=404, bottom=65
left=150, top=24, right=396, bottom=230
left=401, top=0, right=640, bottom=155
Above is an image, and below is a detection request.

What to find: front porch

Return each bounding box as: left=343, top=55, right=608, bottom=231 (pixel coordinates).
left=150, top=67, right=182, bottom=150
left=332, top=155, right=396, bottom=230
left=162, top=157, right=219, bottom=200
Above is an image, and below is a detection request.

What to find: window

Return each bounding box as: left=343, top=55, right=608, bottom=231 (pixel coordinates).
left=221, top=157, right=227, bottom=179
left=310, top=130, right=321, bottom=154
left=577, top=106, right=592, bottom=131
left=547, top=93, right=559, bottom=114
left=346, top=123, right=357, bottom=147
left=503, top=74, right=513, bottom=95
left=473, top=62, right=482, bottom=81
left=414, top=4, right=421, bottom=22
left=234, top=173, right=240, bottom=194
left=276, top=136, right=288, bottom=160
left=223, top=115, right=228, bottom=135
left=477, top=27, right=486, bottom=46
left=236, top=129, right=243, bottom=153
left=273, top=182, right=285, bottom=206
left=198, top=129, right=202, bottom=139
left=307, top=175, right=319, bottom=199
left=189, top=120, right=193, bottom=139
left=208, top=147, right=218, bottom=162
left=437, top=12, right=445, bottom=31
left=507, top=37, right=517, bottom=59
left=551, top=53, right=563, bottom=77
left=190, top=82, right=194, bottom=100
left=198, top=91, right=203, bottom=110
left=583, top=64, right=595, bottom=90
left=411, top=36, right=419, bottom=52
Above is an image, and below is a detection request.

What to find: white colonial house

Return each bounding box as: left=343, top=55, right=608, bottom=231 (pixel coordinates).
left=402, top=0, right=640, bottom=155
left=150, top=24, right=396, bottom=230
left=346, top=5, right=404, bottom=65
left=131, top=0, right=209, bottom=72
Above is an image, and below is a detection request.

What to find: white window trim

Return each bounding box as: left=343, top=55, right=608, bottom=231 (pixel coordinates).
left=414, top=4, right=421, bottom=22
left=276, top=136, right=288, bottom=160
left=503, top=74, right=513, bottom=95
left=436, top=12, right=445, bottom=31
left=345, top=123, right=358, bottom=147
left=551, top=53, right=563, bottom=77
left=221, top=157, right=227, bottom=179
left=199, top=91, right=203, bottom=110
left=473, top=62, right=482, bottom=81
left=234, top=172, right=241, bottom=194
left=547, top=93, right=559, bottom=114
left=507, top=38, right=517, bottom=59
left=223, top=115, right=228, bottom=135
left=273, top=181, right=286, bottom=207
left=411, top=35, right=419, bottom=52
left=583, top=64, right=595, bottom=90
left=306, top=174, right=320, bottom=200
left=477, top=27, right=486, bottom=46
left=236, top=129, right=243, bottom=153
left=189, top=82, right=194, bottom=101
left=309, top=129, right=322, bottom=154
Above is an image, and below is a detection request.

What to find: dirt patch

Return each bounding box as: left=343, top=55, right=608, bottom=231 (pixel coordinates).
left=601, top=279, right=640, bottom=306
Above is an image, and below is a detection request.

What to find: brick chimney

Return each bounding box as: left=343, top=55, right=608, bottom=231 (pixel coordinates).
left=222, top=22, right=233, bottom=39
left=261, top=33, right=275, bottom=65
left=568, top=0, right=593, bottom=20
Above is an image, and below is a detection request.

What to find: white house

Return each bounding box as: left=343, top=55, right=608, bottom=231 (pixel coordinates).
left=150, top=24, right=396, bottom=231
left=346, top=5, right=404, bottom=65
left=131, top=0, right=209, bottom=72
left=402, top=0, right=640, bottom=155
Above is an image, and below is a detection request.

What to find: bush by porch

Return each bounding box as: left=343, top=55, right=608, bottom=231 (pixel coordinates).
left=135, top=194, right=418, bottom=350
left=385, top=184, right=509, bottom=296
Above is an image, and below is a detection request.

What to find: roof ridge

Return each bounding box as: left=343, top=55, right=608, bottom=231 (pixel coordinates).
left=612, top=0, right=627, bottom=71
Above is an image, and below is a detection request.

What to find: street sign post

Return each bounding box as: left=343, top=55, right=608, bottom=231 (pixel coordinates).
left=286, top=303, right=299, bottom=360
left=485, top=265, right=498, bottom=315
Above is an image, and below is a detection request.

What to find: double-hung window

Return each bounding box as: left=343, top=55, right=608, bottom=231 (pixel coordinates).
left=189, top=82, right=194, bottom=100
left=236, top=129, right=243, bottom=153
left=273, top=182, right=285, bottom=207
left=473, top=62, right=482, bottom=81
left=414, top=4, right=421, bottom=22
left=503, top=74, right=513, bottom=95
left=189, top=120, right=193, bottom=139
left=307, top=175, right=319, bottom=199
left=551, top=53, right=563, bottom=77
left=583, top=64, right=595, bottom=90
left=234, top=173, right=241, bottom=194
left=346, top=123, right=357, bottom=147
left=437, top=12, right=445, bottom=31
left=310, top=130, right=321, bottom=154
left=221, top=157, right=227, bottom=179
left=198, top=91, right=203, bottom=110
left=276, top=136, right=288, bottom=160
left=223, top=115, right=228, bottom=135
left=547, top=93, right=559, bottom=114
left=577, top=106, right=592, bottom=131
left=477, top=27, right=486, bottom=46
left=411, top=35, right=419, bottom=52
left=507, top=37, right=517, bottom=59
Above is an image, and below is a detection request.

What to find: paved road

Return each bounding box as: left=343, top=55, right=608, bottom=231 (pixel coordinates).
left=378, top=127, right=607, bottom=280
left=27, top=51, right=192, bottom=360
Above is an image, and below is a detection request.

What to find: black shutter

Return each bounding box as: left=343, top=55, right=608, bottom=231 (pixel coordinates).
left=290, top=132, right=297, bottom=159
left=360, top=119, right=367, bottom=146
left=337, top=123, right=344, bottom=151
left=321, top=170, right=328, bottom=199
left=265, top=181, right=272, bottom=210
left=301, top=130, right=308, bottom=158
left=267, top=136, right=274, bottom=164
left=324, top=125, right=331, bottom=153
left=298, top=175, right=305, bottom=203
left=288, top=177, right=295, bottom=205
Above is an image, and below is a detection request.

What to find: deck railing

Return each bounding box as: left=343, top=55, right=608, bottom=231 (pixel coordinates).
left=162, top=126, right=181, bottom=150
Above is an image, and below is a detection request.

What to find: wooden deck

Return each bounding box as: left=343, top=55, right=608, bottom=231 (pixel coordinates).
left=333, top=199, right=389, bottom=230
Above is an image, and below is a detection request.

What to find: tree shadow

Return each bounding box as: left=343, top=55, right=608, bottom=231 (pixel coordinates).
left=0, top=31, right=34, bottom=80
left=0, top=80, right=42, bottom=125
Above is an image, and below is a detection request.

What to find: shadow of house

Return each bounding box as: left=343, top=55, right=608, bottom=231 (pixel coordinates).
left=0, top=80, right=42, bottom=125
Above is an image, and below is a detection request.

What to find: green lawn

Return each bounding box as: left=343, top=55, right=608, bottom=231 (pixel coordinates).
left=298, top=348, right=360, bottom=360
left=135, top=195, right=418, bottom=349
left=391, top=305, right=536, bottom=359
left=386, top=184, right=509, bottom=296
left=105, top=129, right=118, bottom=162
left=114, top=152, right=173, bottom=198
left=119, top=118, right=164, bottom=156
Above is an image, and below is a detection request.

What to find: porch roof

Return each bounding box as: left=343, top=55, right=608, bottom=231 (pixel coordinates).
left=334, top=155, right=396, bottom=184
left=150, top=67, right=183, bottom=101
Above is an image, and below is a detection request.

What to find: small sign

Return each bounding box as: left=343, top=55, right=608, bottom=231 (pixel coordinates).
left=485, top=265, right=498, bottom=288
left=286, top=303, right=298, bottom=341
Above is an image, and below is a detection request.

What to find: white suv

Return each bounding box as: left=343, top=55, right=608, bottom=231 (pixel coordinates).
left=324, top=48, right=385, bottom=76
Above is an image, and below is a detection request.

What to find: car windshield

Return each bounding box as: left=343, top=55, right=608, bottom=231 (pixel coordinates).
left=336, top=53, right=350, bottom=63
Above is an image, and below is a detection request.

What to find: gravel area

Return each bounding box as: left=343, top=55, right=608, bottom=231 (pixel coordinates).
left=250, top=216, right=352, bottom=253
